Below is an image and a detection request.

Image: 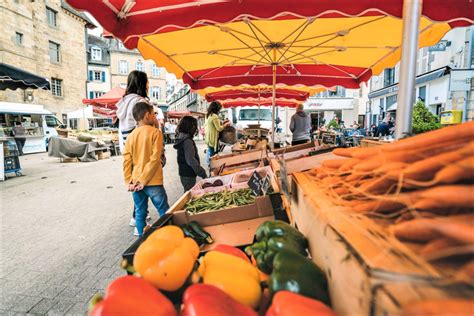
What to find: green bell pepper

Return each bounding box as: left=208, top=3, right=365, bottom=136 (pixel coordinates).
left=269, top=249, right=330, bottom=306
left=245, top=236, right=307, bottom=274
left=255, top=220, right=308, bottom=248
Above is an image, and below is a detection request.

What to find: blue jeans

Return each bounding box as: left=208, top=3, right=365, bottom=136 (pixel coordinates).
left=206, top=146, right=216, bottom=166
left=132, top=185, right=169, bottom=236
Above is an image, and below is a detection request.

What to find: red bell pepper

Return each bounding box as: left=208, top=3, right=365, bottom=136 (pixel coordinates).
left=182, top=284, right=257, bottom=316
left=213, top=244, right=250, bottom=262
left=266, top=291, right=336, bottom=316
left=90, top=275, right=177, bottom=316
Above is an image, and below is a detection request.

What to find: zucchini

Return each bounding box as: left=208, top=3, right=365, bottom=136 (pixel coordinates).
left=189, top=221, right=213, bottom=244
left=181, top=224, right=206, bottom=245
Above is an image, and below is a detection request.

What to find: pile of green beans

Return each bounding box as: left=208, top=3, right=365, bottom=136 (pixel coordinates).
left=185, top=188, right=256, bottom=214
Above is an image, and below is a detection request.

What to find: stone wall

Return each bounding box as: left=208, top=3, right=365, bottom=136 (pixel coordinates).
left=0, top=0, right=89, bottom=119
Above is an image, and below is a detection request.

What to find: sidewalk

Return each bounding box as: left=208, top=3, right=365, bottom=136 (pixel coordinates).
left=1, top=142, right=206, bottom=315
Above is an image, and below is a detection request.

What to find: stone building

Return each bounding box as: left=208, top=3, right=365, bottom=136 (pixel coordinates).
left=0, top=0, right=95, bottom=121
left=108, top=39, right=167, bottom=107
left=86, top=34, right=111, bottom=99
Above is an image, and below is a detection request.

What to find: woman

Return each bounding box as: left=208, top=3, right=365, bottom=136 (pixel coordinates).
left=174, top=116, right=207, bottom=191
left=289, top=103, right=312, bottom=146
left=116, top=70, right=153, bottom=234
left=116, top=70, right=149, bottom=152
left=204, top=101, right=230, bottom=166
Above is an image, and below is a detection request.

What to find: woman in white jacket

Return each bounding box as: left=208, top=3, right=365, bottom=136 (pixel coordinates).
left=116, top=70, right=149, bottom=152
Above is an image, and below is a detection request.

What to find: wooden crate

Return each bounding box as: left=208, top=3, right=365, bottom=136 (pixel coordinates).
left=97, top=151, right=111, bottom=160
left=60, top=157, right=79, bottom=163
left=210, top=148, right=267, bottom=170
left=360, top=138, right=392, bottom=147
left=290, top=172, right=442, bottom=316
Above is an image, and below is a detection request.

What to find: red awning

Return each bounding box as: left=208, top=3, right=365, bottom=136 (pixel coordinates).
left=65, top=0, right=473, bottom=50
left=222, top=98, right=300, bottom=108
left=82, top=87, right=125, bottom=109
left=205, top=88, right=311, bottom=102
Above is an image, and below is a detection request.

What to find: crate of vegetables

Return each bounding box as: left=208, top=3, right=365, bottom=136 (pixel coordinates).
left=289, top=122, right=474, bottom=315
left=173, top=188, right=274, bottom=227
left=190, top=174, right=234, bottom=196
left=231, top=166, right=278, bottom=191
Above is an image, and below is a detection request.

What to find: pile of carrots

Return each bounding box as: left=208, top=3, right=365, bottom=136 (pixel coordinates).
left=306, top=121, right=474, bottom=280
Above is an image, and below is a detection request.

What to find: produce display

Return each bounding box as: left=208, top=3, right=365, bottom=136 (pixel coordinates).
left=184, top=188, right=256, bottom=214
left=303, top=122, right=474, bottom=280
left=92, top=222, right=335, bottom=316
left=234, top=170, right=268, bottom=183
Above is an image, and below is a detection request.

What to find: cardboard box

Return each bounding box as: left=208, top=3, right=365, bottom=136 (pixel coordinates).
left=172, top=192, right=274, bottom=227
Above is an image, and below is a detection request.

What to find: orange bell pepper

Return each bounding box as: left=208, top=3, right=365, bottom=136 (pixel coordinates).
left=89, top=275, right=177, bottom=316
left=133, top=225, right=199, bottom=291
left=213, top=244, right=250, bottom=262
left=266, top=291, right=336, bottom=316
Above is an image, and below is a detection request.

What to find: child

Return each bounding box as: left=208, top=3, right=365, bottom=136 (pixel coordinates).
left=173, top=116, right=208, bottom=191
left=123, top=102, right=169, bottom=236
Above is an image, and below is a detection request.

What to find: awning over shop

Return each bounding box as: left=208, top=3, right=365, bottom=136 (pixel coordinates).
left=368, top=66, right=450, bottom=99
left=0, top=63, right=50, bottom=91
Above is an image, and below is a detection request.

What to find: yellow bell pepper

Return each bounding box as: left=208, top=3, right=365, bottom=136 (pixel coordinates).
left=198, top=251, right=262, bottom=308
left=133, top=225, right=199, bottom=291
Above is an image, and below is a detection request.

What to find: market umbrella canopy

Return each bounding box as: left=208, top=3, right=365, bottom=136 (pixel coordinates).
left=221, top=97, right=301, bottom=108
left=0, top=63, right=50, bottom=91
left=82, top=86, right=125, bottom=109
left=66, top=1, right=474, bottom=50
left=203, top=86, right=325, bottom=102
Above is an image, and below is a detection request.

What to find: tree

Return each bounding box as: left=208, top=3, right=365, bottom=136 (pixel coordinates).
left=412, top=100, right=442, bottom=134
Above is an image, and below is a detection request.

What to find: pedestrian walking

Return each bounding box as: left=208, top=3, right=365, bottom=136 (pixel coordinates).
left=174, top=116, right=207, bottom=192
left=289, top=104, right=312, bottom=146
left=122, top=102, right=169, bottom=237
left=12, top=121, right=26, bottom=155
left=205, top=101, right=230, bottom=166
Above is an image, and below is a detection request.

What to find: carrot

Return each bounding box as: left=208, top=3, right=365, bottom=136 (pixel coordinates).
left=455, top=261, right=474, bottom=281
left=346, top=173, right=366, bottom=182
left=434, top=222, right=474, bottom=244
left=373, top=161, right=408, bottom=174
left=392, top=218, right=440, bottom=242
left=420, top=237, right=462, bottom=259
left=401, top=299, right=474, bottom=316
left=433, top=156, right=474, bottom=184
left=332, top=147, right=357, bottom=158
left=350, top=147, right=382, bottom=160
left=384, top=121, right=474, bottom=153
left=353, top=199, right=407, bottom=213
left=356, top=176, right=396, bottom=194
left=338, top=158, right=361, bottom=172
left=321, top=158, right=348, bottom=169
left=415, top=185, right=474, bottom=209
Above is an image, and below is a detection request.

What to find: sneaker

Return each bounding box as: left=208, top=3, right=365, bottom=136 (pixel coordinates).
left=129, top=218, right=136, bottom=227
left=134, top=225, right=151, bottom=237
left=133, top=227, right=139, bottom=236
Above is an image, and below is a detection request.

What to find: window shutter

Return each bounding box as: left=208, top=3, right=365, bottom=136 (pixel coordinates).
left=101, top=71, right=106, bottom=82
left=88, top=71, right=93, bottom=81
left=89, top=91, right=94, bottom=99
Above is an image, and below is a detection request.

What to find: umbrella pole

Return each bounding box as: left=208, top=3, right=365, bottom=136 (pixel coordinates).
left=258, top=91, right=261, bottom=125
left=395, top=0, right=423, bottom=139
left=271, top=49, right=277, bottom=148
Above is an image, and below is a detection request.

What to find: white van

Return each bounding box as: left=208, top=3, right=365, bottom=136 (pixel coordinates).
left=0, top=102, right=63, bottom=153
left=229, top=106, right=274, bottom=131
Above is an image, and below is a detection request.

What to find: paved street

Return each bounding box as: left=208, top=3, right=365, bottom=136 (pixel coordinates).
left=1, top=142, right=206, bottom=315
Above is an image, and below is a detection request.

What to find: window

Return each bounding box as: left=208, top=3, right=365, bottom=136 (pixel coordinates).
left=89, top=91, right=105, bottom=99
left=15, top=32, right=23, bottom=46
left=386, top=94, right=397, bottom=108
left=51, top=78, right=62, bottom=97
left=46, top=7, right=57, bottom=27
left=150, top=87, right=161, bottom=100
left=48, top=41, right=60, bottom=63
left=45, top=115, right=60, bottom=128
left=91, top=47, right=102, bottom=61
left=136, top=61, right=144, bottom=72
left=88, top=70, right=106, bottom=82
left=119, top=60, right=129, bottom=74
left=384, top=68, right=395, bottom=87
left=418, top=86, right=426, bottom=102
left=94, top=71, right=102, bottom=81
left=152, top=64, right=161, bottom=77
left=239, top=109, right=272, bottom=121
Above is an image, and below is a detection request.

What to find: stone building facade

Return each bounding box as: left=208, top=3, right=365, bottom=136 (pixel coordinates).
left=86, top=34, right=111, bottom=99
left=108, top=39, right=167, bottom=106
left=0, top=0, right=95, bottom=121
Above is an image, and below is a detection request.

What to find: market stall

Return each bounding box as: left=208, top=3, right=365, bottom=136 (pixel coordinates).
left=66, top=1, right=473, bottom=315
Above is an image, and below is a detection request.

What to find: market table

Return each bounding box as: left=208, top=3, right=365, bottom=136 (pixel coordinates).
left=47, top=136, right=108, bottom=162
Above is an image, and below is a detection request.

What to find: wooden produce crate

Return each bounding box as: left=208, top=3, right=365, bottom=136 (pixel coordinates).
left=290, top=172, right=442, bottom=316
left=210, top=148, right=267, bottom=170
left=360, top=138, right=392, bottom=147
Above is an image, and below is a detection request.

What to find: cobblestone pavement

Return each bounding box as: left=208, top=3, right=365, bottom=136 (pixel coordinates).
left=1, top=142, right=207, bottom=315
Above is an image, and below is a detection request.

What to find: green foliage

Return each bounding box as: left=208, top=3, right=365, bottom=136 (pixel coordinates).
left=412, top=100, right=442, bottom=134
left=327, top=119, right=340, bottom=130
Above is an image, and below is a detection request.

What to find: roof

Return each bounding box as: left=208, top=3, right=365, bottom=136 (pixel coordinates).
left=61, top=0, right=96, bottom=29
left=0, top=102, right=53, bottom=115
left=87, top=35, right=109, bottom=49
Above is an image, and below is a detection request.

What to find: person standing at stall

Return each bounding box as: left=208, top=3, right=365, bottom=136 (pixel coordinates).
left=123, top=102, right=169, bottom=237
left=204, top=101, right=230, bottom=166
left=289, top=104, right=312, bottom=146
left=174, top=116, right=207, bottom=191
left=12, top=121, right=26, bottom=156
